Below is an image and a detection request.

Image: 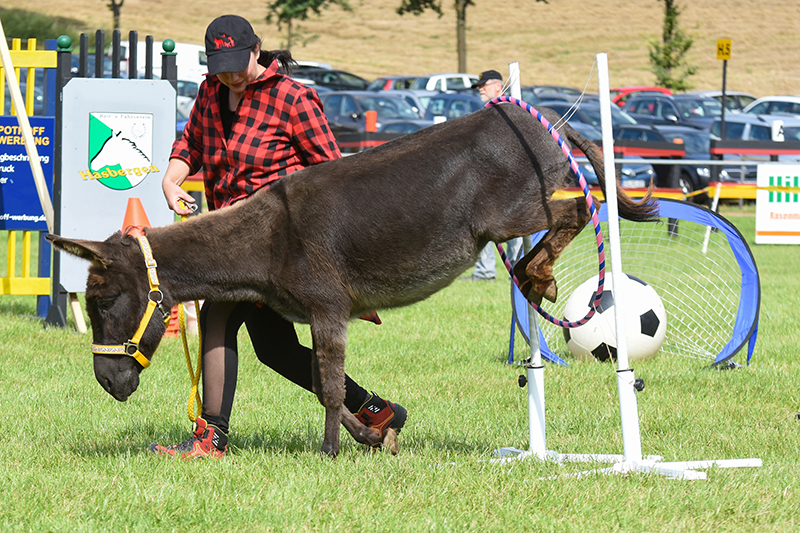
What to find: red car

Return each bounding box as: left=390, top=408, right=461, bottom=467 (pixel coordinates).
left=611, top=86, right=672, bottom=107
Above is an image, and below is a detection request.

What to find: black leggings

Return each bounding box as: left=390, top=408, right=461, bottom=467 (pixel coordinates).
left=199, top=301, right=369, bottom=434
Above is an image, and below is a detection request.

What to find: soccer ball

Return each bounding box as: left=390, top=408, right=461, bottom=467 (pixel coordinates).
left=561, top=274, right=667, bottom=362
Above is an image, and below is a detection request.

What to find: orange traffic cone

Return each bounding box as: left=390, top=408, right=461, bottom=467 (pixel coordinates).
left=164, top=306, right=181, bottom=337
left=122, top=197, right=151, bottom=237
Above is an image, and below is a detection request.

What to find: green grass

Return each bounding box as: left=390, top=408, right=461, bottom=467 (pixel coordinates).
left=1, top=207, right=798, bottom=532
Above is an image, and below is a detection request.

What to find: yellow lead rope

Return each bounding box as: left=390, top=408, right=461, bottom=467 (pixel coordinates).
left=179, top=301, right=203, bottom=422
left=178, top=201, right=203, bottom=422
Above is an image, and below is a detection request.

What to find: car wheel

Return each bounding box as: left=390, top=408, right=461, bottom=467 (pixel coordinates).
left=678, top=171, right=695, bottom=201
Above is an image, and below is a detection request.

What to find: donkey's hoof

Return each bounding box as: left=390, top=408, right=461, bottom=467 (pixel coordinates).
left=382, top=428, right=399, bottom=455
left=542, top=281, right=558, bottom=303
left=320, top=444, right=339, bottom=458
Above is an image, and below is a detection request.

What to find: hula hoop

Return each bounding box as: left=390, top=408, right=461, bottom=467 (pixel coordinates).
left=484, top=95, right=606, bottom=328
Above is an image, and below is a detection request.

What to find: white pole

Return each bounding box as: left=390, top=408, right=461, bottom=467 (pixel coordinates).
left=508, top=61, right=521, bottom=100
left=596, top=53, right=642, bottom=463
left=510, top=61, right=547, bottom=458
left=0, top=21, right=55, bottom=233
left=702, top=182, right=723, bottom=254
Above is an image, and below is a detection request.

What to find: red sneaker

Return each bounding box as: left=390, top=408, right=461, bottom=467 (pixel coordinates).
left=149, top=417, right=228, bottom=459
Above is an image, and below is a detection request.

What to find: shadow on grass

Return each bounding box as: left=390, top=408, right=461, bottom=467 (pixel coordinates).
left=73, top=419, right=497, bottom=459
left=0, top=298, right=41, bottom=320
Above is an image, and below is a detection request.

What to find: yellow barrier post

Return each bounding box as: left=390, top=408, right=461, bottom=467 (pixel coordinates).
left=0, top=34, right=57, bottom=309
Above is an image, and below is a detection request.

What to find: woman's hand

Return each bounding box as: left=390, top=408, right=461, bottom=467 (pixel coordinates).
left=162, top=159, right=197, bottom=215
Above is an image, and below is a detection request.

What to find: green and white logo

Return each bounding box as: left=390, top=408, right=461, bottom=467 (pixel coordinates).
left=88, top=112, right=154, bottom=190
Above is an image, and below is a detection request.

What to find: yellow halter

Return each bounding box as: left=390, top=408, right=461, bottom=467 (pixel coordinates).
left=90, top=235, right=170, bottom=369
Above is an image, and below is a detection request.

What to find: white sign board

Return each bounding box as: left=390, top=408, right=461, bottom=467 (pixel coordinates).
left=755, top=163, right=800, bottom=244
left=60, top=78, right=176, bottom=292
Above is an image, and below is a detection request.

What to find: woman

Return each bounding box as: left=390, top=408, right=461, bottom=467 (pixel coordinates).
left=151, top=14, right=405, bottom=458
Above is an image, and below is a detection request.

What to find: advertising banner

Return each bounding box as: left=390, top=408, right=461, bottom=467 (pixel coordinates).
left=0, top=116, right=55, bottom=230
left=756, top=164, right=800, bottom=244
left=60, top=78, right=176, bottom=292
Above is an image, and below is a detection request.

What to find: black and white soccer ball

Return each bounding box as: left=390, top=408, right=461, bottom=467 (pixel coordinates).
left=561, top=274, right=667, bottom=362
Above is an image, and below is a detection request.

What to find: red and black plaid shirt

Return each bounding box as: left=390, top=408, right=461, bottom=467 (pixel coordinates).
left=171, top=58, right=341, bottom=210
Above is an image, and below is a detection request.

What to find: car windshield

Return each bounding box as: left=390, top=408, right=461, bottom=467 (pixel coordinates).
left=357, top=96, right=419, bottom=119
left=675, top=98, right=722, bottom=118
left=409, top=77, right=431, bottom=90
left=660, top=130, right=710, bottom=153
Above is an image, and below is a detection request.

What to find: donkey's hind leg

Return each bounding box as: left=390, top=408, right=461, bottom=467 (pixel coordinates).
left=340, top=410, right=397, bottom=453
left=513, top=196, right=598, bottom=303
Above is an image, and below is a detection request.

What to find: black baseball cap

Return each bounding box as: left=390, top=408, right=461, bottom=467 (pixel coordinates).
left=205, top=15, right=259, bottom=75
left=472, top=70, right=503, bottom=88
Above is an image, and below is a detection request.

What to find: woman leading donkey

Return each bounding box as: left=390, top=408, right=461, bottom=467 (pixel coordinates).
left=152, top=14, right=406, bottom=458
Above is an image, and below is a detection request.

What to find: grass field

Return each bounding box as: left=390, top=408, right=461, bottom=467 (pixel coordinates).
left=4, top=0, right=800, bottom=97
left=1, top=207, right=799, bottom=531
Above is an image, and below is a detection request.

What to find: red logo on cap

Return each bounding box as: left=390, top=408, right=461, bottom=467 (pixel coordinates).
left=214, top=34, right=235, bottom=49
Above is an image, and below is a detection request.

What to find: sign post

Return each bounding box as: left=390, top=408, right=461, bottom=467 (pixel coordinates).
left=716, top=39, right=731, bottom=139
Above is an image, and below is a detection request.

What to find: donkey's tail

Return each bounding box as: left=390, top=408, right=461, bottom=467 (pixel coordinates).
left=565, top=126, right=660, bottom=223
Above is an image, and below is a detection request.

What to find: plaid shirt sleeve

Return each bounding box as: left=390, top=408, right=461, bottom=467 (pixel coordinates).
left=289, top=87, right=341, bottom=166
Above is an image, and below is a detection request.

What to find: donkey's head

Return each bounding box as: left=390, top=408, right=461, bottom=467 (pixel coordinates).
left=46, top=232, right=168, bottom=401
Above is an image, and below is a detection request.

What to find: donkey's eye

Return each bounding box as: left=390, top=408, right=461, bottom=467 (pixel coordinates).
left=95, top=298, right=115, bottom=312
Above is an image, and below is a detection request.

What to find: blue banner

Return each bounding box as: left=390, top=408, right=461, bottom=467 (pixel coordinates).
left=0, top=116, right=55, bottom=230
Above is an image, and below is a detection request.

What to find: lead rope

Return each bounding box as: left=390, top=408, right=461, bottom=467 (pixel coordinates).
left=177, top=200, right=203, bottom=422
left=485, top=96, right=606, bottom=328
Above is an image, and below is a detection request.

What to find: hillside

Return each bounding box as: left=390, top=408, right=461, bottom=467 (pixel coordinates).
left=4, top=0, right=799, bottom=97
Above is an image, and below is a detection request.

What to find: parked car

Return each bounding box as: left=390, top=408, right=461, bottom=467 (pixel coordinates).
left=529, top=85, right=583, bottom=97
left=742, top=95, right=800, bottom=118
left=294, top=60, right=333, bottom=70
left=318, top=91, right=434, bottom=136
left=564, top=121, right=657, bottom=189
left=409, top=73, right=478, bottom=93
left=383, top=89, right=436, bottom=118
left=367, top=76, right=418, bottom=91
left=708, top=113, right=800, bottom=181
left=519, top=87, right=571, bottom=104
left=293, top=67, right=370, bottom=91
left=613, top=124, right=712, bottom=197
left=610, top=86, right=672, bottom=107
left=378, top=120, right=432, bottom=134
left=537, top=101, right=638, bottom=128
left=684, top=90, right=756, bottom=112
left=423, top=92, right=484, bottom=121
left=3, top=81, right=45, bottom=115
left=623, top=94, right=722, bottom=130
left=70, top=53, right=114, bottom=78
left=653, top=125, right=713, bottom=198
left=116, top=41, right=206, bottom=86
left=520, top=86, right=599, bottom=105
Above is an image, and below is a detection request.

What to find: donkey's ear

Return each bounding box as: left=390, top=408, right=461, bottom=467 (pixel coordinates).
left=45, top=234, right=114, bottom=268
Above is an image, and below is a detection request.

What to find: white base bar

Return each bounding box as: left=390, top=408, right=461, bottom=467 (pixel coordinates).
left=490, top=447, right=762, bottom=480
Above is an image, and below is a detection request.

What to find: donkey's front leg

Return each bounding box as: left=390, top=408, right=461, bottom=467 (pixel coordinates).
left=310, top=316, right=349, bottom=457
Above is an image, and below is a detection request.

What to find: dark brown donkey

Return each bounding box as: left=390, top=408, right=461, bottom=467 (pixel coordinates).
left=48, top=104, right=658, bottom=457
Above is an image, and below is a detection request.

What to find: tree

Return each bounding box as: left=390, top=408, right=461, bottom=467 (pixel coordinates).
left=397, top=0, right=547, bottom=74
left=648, top=0, right=696, bottom=91
left=266, top=0, right=352, bottom=51
left=107, top=0, right=123, bottom=31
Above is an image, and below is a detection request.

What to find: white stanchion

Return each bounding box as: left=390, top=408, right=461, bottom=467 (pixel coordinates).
left=491, top=55, right=762, bottom=481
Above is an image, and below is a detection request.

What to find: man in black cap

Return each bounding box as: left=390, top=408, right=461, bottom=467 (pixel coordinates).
left=473, top=69, right=504, bottom=103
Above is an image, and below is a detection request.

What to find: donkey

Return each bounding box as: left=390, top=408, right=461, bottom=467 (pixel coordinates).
left=48, top=104, right=658, bottom=457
